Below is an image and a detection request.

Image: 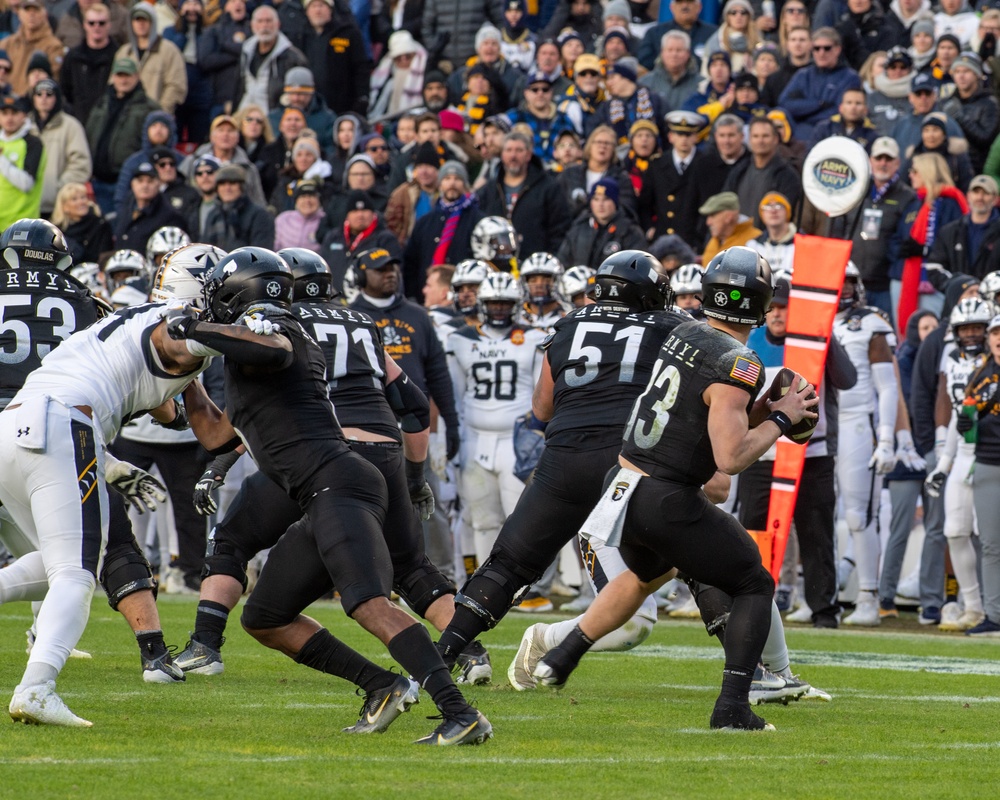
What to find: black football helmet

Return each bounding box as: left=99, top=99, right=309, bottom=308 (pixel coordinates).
left=203, top=247, right=294, bottom=323
left=278, top=247, right=336, bottom=301
left=702, top=246, right=773, bottom=327
left=593, top=250, right=670, bottom=312
left=1, top=218, right=73, bottom=271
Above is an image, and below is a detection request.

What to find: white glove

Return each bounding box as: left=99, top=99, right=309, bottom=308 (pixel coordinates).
left=869, top=439, right=896, bottom=473
left=894, top=430, right=926, bottom=471
left=924, top=454, right=953, bottom=498
left=428, top=431, right=448, bottom=480
left=105, top=458, right=167, bottom=514
left=243, top=312, right=280, bottom=336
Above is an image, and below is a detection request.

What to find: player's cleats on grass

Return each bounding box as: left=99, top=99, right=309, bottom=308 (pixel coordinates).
left=455, top=640, right=492, bottom=685
left=512, top=591, right=553, bottom=613
left=966, top=616, right=1000, bottom=636
left=9, top=681, right=92, bottom=728
left=142, top=648, right=185, bottom=683
left=532, top=653, right=573, bottom=688
left=918, top=605, right=941, bottom=625
left=26, top=629, right=91, bottom=660
left=939, top=606, right=984, bottom=632
left=508, top=623, right=550, bottom=691
left=749, top=665, right=808, bottom=705
left=710, top=702, right=775, bottom=731
left=879, top=598, right=899, bottom=619
left=343, top=675, right=419, bottom=734
left=174, top=638, right=225, bottom=675
left=414, top=709, right=493, bottom=745
left=785, top=602, right=813, bottom=624
left=843, top=592, right=880, bottom=626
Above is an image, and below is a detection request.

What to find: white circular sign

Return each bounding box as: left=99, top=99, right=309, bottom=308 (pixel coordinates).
left=802, top=136, right=871, bottom=217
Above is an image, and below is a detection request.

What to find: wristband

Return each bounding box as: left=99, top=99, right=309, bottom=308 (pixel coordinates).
left=768, top=410, right=793, bottom=437
left=525, top=411, right=548, bottom=432
left=405, top=458, right=426, bottom=487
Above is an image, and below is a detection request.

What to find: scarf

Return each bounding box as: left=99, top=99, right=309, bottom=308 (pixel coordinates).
left=369, top=44, right=428, bottom=116
left=345, top=217, right=379, bottom=253
left=872, top=71, right=913, bottom=99
left=899, top=185, right=969, bottom=333
left=432, top=192, right=476, bottom=265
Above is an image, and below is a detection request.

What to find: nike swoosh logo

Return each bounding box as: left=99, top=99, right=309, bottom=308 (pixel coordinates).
left=365, top=691, right=398, bottom=724
left=427, top=720, right=478, bottom=745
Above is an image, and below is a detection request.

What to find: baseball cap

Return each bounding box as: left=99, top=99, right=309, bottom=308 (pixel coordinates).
left=112, top=57, right=138, bottom=75
left=988, top=314, right=1000, bottom=333
left=969, top=174, right=999, bottom=195
left=133, top=161, right=158, bottom=179
left=210, top=114, right=238, bottom=132
left=355, top=247, right=400, bottom=273
left=574, top=53, right=602, bottom=75
left=911, top=72, right=938, bottom=93
left=0, top=94, right=30, bottom=113
left=871, top=136, right=900, bottom=159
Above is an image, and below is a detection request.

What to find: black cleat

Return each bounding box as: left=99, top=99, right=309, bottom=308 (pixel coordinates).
left=455, top=640, right=492, bottom=685
left=343, top=675, right=419, bottom=734
left=414, top=709, right=493, bottom=745
left=710, top=702, right=776, bottom=731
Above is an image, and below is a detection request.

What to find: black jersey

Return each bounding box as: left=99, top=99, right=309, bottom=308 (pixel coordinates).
left=967, top=359, right=1000, bottom=466
left=621, top=320, right=766, bottom=486
left=0, top=267, right=100, bottom=400
left=293, top=301, right=400, bottom=442
left=224, top=316, right=352, bottom=505
left=544, top=304, right=689, bottom=447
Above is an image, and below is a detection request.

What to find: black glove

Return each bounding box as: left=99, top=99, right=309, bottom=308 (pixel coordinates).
left=956, top=413, right=975, bottom=434
left=897, top=236, right=926, bottom=260
left=164, top=305, right=200, bottom=340
left=445, top=425, right=461, bottom=461
left=980, top=31, right=997, bottom=60
left=405, top=459, right=435, bottom=520
left=192, top=466, right=226, bottom=515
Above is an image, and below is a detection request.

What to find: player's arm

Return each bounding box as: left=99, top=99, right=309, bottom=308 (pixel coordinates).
left=384, top=352, right=430, bottom=462
left=182, top=380, right=241, bottom=454
left=531, top=351, right=556, bottom=422
left=705, top=380, right=817, bottom=475
left=934, top=372, right=952, bottom=427
left=704, top=470, right=732, bottom=504
left=148, top=395, right=189, bottom=429
left=163, top=308, right=293, bottom=370
left=869, top=334, right=899, bottom=468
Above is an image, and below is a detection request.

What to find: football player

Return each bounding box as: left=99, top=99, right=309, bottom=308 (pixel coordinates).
left=146, top=226, right=191, bottom=270
left=471, top=215, right=519, bottom=274
left=557, top=265, right=595, bottom=308
left=518, top=251, right=568, bottom=329
left=670, top=263, right=705, bottom=320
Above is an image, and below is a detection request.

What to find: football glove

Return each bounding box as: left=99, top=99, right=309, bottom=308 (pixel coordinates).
left=924, top=454, right=953, bottom=498
left=242, top=312, right=281, bottom=336
left=192, top=466, right=225, bottom=516
left=405, top=459, right=435, bottom=520
left=445, top=425, right=461, bottom=462
left=869, top=438, right=895, bottom=474
left=163, top=303, right=199, bottom=339
left=894, top=430, right=926, bottom=472
left=106, top=459, right=167, bottom=514
left=956, top=413, right=975, bottom=434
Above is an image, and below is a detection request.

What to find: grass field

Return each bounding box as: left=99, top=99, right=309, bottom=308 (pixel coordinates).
left=1, top=595, right=999, bottom=800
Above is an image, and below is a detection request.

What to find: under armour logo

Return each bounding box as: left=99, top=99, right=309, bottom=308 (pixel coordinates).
left=17, top=427, right=29, bottom=437
left=266, top=281, right=281, bottom=297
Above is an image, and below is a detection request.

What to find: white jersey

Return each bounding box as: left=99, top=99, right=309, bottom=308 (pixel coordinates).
left=518, top=301, right=566, bottom=332
left=833, top=305, right=896, bottom=416
left=12, top=303, right=210, bottom=443
left=447, top=322, right=546, bottom=433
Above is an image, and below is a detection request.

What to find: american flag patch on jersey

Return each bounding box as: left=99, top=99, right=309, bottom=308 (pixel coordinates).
left=730, top=357, right=761, bottom=385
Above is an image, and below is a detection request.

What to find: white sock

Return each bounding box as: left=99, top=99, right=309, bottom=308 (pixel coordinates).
left=948, top=536, right=984, bottom=613
left=21, top=568, right=95, bottom=682
left=761, top=600, right=790, bottom=675
left=852, top=525, right=881, bottom=593
left=542, top=612, right=655, bottom=653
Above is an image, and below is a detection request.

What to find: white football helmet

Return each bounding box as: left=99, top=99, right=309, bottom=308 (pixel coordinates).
left=105, top=249, right=150, bottom=294
left=558, top=265, right=595, bottom=301
left=69, top=261, right=102, bottom=294
left=840, top=260, right=865, bottom=310
left=477, top=271, right=522, bottom=328
left=471, top=216, right=519, bottom=267
left=950, top=297, right=996, bottom=353
left=520, top=251, right=562, bottom=304
left=343, top=265, right=360, bottom=304
left=110, top=276, right=150, bottom=309
left=452, top=259, right=493, bottom=314
left=670, top=263, right=704, bottom=296
left=146, top=226, right=191, bottom=267
left=150, top=243, right=228, bottom=308
left=980, top=270, right=1000, bottom=303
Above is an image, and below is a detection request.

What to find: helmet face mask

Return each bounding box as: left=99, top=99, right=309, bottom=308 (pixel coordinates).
left=203, top=247, right=294, bottom=323
left=670, top=264, right=703, bottom=311
left=701, top=246, right=773, bottom=327
left=477, top=272, right=522, bottom=328
left=980, top=270, right=1000, bottom=304
left=146, top=226, right=191, bottom=268
left=452, top=259, right=492, bottom=314
left=520, top=252, right=563, bottom=305
left=950, top=297, right=996, bottom=354
left=105, top=249, right=151, bottom=294
left=471, top=216, right=519, bottom=269
left=558, top=265, right=595, bottom=306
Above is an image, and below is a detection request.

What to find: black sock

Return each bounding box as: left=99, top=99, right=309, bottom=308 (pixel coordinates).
left=191, top=600, right=231, bottom=651
left=945, top=573, right=958, bottom=605
left=545, top=624, right=595, bottom=676
left=294, top=629, right=395, bottom=693
left=718, top=665, right=754, bottom=706
left=135, top=629, right=167, bottom=659
left=388, top=624, right=469, bottom=717
left=435, top=605, right=484, bottom=667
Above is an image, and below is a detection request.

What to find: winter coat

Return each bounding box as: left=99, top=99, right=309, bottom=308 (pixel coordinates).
left=557, top=162, right=638, bottom=223
left=60, top=40, right=117, bottom=125
left=555, top=207, right=647, bottom=268
left=162, top=23, right=212, bottom=110
left=179, top=141, right=266, bottom=206
left=636, top=149, right=701, bottom=245
left=809, top=115, right=880, bottom=152
left=702, top=217, right=763, bottom=264
left=684, top=146, right=750, bottom=250
left=62, top=208, right=114, bottom=264
left=5, top=20, right=65, bottom=95
left=476, top=157, right=572, bottom=259
left=30, top=108, right=92, bottom=216
left=836, top=7, right=897, bottom=70
left=274, top=208, right=326, bottom=252
left=903, top=138, right=974, bottom=194
left=200, top=193, right=275, bottom=250
left=421, top=0, right=504, bottom=66
left=926, top=211, right=1000, bottom=281
left=291, top=15, right=371, bottom=115
left=724, top=153, right=802, bottom=229
left=637, top=20, right=718, bottom=71
left=233, top=32, right=308, bottom=114
left=778, top=61, right=862, bottom=140
left=114, top=192, right=189, bottom=253
left=541, top=1, right=602, bottom=51
left=320, top=218, right=401, bottom=294
left=196, top=12, right=252, bottom=111
left=113, top=110, right=181, bottom=218
left=86, top=84, right=161, bottom=182
left=638, top=57, right=700, bottom=112
left=402, top=199, right=484, bottom=295
left=939, top=88, right=1000, bottom=175
left=114, top=19, right=188, bottom=114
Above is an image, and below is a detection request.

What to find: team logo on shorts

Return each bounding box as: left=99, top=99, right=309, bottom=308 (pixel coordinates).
left=266, top=280, right=282, bottom=297
left=612, top=481, right=630, bottom=501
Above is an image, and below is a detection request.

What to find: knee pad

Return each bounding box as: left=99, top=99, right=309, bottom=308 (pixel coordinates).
left=202, top=527, right=249, bottom=591
left=99, top=537, right=156, bottom=611
left=844, top=507, right=869, bottom=533
left=240, top=598, right=286, bottom=632
left=394, top=556, right=456, bottom=618
left=454, top=552, right=541, bottom=629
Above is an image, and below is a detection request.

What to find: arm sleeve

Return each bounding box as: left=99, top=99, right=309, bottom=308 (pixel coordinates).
left=184, top=321, right=294, bottom=368
left=871, top=360, right=899, bottom=442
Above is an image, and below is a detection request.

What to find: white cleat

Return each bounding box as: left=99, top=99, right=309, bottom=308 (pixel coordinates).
left=784, top=602, right=813, bottom=624
left=667, top=595, right=701, bottom=619
left=940, top=608, right=985, bottom=632
left=9, top=681, right=92, bottom=728
left=843, top=593, right=880, bottom=627
left=25, top=629, right=91, bottom=660
left=508, top=623, right=550, bottom=691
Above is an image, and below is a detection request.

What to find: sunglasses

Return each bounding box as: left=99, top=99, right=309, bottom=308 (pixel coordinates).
left=194, top=169, right=215, bottom=176
left=366, top=144, right=389, bottom=152
left=785, top=6, right=806, bottom=12
left=528, top=85, right=552, bottom=93
left=728, top=9, right=750, bottom=16
left=156, top=159, right=176, bottom=167
left=577, top=70, right=599, bottom=77
left=813, top=44, right=834, bottom=52
left=86, top=19, right=109, bottom=26
left=761, top=202, right=786, bottom=211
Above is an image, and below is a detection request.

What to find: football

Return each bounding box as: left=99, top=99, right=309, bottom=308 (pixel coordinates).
left=768, top=367, right=818, bottom=445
